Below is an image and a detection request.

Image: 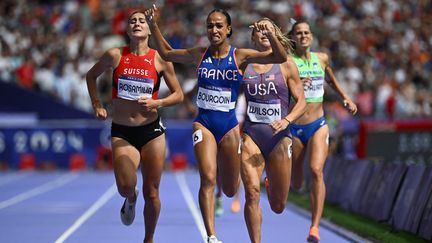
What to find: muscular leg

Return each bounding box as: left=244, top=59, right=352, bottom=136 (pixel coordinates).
left=291, top=136, right=306, bottom=190
left=266, top=137, right=292, bottom=214
left=217, top=125, right=241, bottom=197
left=140, top=135, right=166, bottom=243
left=215, top=166, right=224, bottom=217
left=241, top=135, right=265, bottom=243
left=307, top=126, right=328, bottom=229
left=193, top=124, right=218, bottom=237
left=215, top=169, right=222, bottom=199
left=112, top=137, right=140, bottom=202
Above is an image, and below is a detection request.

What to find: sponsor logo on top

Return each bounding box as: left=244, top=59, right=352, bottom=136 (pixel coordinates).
left=144, top=58, right=152, bottom=65
left=202, top=57, right=213, bottom=64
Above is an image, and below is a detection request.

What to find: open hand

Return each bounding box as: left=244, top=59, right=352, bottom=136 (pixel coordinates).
left=144, top=4, right=158, bottom=24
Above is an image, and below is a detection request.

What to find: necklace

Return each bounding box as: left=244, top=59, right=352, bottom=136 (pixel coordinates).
left=215, top=48, right=227, bottom=66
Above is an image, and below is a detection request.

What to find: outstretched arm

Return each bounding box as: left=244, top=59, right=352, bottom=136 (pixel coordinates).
left=144, top=5, right=203, bottom=64
left=318, top=52, right=357, bottom=115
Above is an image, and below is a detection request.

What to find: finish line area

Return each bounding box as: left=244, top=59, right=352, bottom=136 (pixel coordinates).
left=0, top=170, right=362, bottom=243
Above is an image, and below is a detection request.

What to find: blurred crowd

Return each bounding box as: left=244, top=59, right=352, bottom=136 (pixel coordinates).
left=0, top=0, right=431, bottom=120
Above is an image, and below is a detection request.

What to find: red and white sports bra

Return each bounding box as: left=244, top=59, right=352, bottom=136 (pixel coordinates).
left=112, top=47, right=161, bottom=100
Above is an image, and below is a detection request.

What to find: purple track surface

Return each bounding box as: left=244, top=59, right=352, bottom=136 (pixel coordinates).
left=0, top=171, right=361, bottom=243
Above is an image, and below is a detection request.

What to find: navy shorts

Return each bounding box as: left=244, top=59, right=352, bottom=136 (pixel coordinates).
left=243, top=121, right=291, bottom=160
left=194, top=108, right=238, bottom=143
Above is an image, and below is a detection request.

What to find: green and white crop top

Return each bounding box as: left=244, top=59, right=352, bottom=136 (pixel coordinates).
left=291, top=52, right=325, bottom=103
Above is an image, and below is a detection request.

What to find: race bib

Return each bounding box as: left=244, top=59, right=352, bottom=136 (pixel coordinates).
left=304, top=77, right=324, bottom=101
left=118, top=75, right=154, bottom=100
left=247, top=99, right=281, bottom=124
left=192, top=129, right=203, bottom=146
left=196, top=86, right=233, bottom=112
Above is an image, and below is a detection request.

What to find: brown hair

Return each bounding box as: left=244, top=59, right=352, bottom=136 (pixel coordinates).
left=127, top=9, right=146, bottom=24
left=286, top=19, right=309, bottom=50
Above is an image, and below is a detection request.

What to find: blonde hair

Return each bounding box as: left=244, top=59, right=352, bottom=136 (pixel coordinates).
left=252, top=17, right=293, bottom=54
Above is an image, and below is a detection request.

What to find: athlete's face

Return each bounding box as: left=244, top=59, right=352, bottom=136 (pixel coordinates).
left=206, top=12, right=231, bottom=45
left=292, top=23, right=313, bottom=49
left=251, top=20, right=275, bottom=51
left=127, top=12, right=150, bottom=40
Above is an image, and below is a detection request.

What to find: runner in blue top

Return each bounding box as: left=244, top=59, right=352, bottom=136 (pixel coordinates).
left=145, top=6, right=287, bottom=243
left=288, top=20, right=357, bottom=243
left=241, top=18, right=306, bottom=243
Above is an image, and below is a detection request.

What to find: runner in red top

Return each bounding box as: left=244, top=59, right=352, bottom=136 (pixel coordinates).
left=112, top=47, right=161, bottom=100
left=86, top=9, right=183, bottom=243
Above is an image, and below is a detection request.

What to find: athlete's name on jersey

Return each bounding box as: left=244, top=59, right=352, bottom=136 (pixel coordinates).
left=197, top=67, right=239, bottom=81
left=123, top=68, right=150, bottom=76
left=305, top=83, right=323, bottom=91
left=119, top=83, right=153, bottom=94
left=246, top=81, right=277, bottom=96
left=248, top=105, right=280, bottom=116
left=197, top=91, right=230, bottom=104
left=196, top=86, right=232, bottom=111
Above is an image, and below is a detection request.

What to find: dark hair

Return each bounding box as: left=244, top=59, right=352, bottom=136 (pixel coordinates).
left=286, top=19, right=309, bottom=50
left=207, top=9, right=232, bottom=37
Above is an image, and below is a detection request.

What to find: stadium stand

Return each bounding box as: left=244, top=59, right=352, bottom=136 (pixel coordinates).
left=1, top=0, right=431, bottom=241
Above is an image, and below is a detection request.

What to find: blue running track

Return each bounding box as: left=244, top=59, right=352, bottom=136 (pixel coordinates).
left=0, top=171, right=365, bottom=243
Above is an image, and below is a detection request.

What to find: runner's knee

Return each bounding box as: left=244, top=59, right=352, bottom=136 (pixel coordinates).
left=200, top=174, right=216, bottom=190
left=269, top=201, right=285, bottom=214
left=309, top=165, right=324, bottom=180
left=291, top=181, right=303, bottom=191
left=117, top=185, right=136, bottom=198
left=143, top=188, right=159, bottom=201
left=222, top=185, right=237, bottom=197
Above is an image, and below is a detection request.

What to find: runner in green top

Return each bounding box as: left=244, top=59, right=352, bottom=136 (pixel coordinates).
left=291, top=52, right=325, bottom=103
left=287, top=20, right=357, bottom=243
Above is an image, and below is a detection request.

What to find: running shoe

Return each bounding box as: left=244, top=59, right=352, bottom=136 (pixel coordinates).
left=207, top=235, right=222, bottom=243
left=120, top=188, right=139, bottom=226
left=307, top=226, right=320, bottom=243
left=230, top=198, right=240, bottom=213
left=215, top=196, right=224, bottom=217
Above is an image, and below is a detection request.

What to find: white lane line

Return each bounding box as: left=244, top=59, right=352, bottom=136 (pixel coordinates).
left=55, top=183, right=117, bottom=243
left=0, top=173, right=79, bottom=210
left=0, top=172, right=32, bottom=186
left=175, top=172, right=207, bottom=243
